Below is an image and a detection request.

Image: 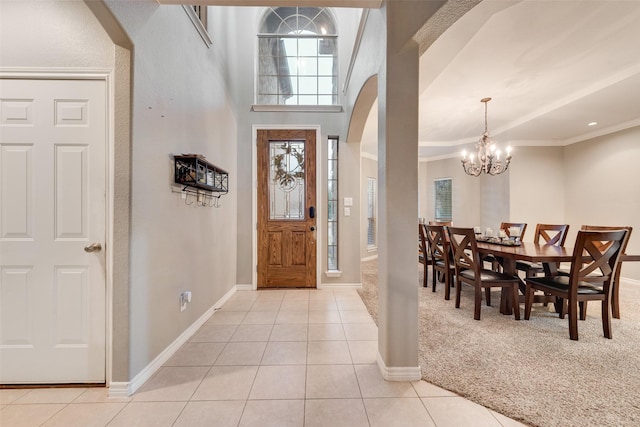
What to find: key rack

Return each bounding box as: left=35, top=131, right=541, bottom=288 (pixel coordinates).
left=174, top=154, right=228, bottom=207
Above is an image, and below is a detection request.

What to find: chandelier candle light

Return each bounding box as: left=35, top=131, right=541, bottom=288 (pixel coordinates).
left=461, top=97, right=512, bottom=176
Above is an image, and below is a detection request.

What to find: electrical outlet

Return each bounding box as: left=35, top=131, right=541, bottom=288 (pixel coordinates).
left=180, top=291, right=193, bottom=311
left=180, top=291, right=190, bottom=312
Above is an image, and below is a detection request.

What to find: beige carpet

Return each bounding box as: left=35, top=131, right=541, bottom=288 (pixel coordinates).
left=358, top=259, right=640, bottom=427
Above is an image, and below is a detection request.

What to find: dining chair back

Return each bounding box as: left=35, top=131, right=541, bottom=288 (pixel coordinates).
left=425, top=224, right=455, bottom=299
left=448, top=227, right=521, bottom=320
left=535, top=223, right=570, bottom=246
left=580, top=225, right=632, bottom=319
left=485, top=222, right=528, bottom=272
left=418, top=223, right=432, bottom=288
left=516, top=224, right=570, bottom=278
left=524, top=229, right=628, bottom=340
left=500, top=222, right=527, bottom=240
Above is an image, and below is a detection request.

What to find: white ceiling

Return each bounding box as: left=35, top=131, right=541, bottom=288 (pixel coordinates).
left=415, top=0, right=640, bottom=159
left=163, top=0, right=640, bottom=160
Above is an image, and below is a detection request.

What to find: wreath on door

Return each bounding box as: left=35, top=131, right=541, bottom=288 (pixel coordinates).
left=272, top=142, right=305, bottom=191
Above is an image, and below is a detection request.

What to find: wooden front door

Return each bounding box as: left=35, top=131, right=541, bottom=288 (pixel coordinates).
left=0, top=78, right=107, bottom=383
left=257, top=129, right=316, bottom=288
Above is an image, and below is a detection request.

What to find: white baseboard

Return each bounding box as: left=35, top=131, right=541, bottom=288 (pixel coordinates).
left=215, top=286, right=238, bottom=308
left=376, top=353, right=422, bottom=382
left=622, top=276, right=640, bottom=286
left=107, top=382, right=130, bottom=398
left=236, top=283, right=254, bottom=291
left=361, top=254, right=378, bottom=262
left=108, top=285, right=237, bottom=397
left=318, top=282, right=362, bottom=290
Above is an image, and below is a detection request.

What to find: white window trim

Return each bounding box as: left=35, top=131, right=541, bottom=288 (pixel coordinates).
left=325, top=270, right=342, bottom=278
left=252, top=105, right=343, bottom=113
left=183, top=5, right=212, bottom=48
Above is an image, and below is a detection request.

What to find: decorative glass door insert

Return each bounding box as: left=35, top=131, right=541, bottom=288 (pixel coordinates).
left=269, top=141, right=305, bottom=220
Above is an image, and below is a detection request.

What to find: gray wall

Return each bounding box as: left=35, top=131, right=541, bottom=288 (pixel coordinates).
left=0, top=1, right=115, bottom=68
left=103, top=1, right=239, bottom=378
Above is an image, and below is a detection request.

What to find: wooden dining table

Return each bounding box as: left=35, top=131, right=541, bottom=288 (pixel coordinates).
left=476, top=240, right=640, bottom=316
left=476, top=241, right=573, bottom=315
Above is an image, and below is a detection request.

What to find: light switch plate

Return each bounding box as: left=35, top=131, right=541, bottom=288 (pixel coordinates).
left=344, top=197, right=353, bottom=207
left=344, top=207, right=351, bottom=216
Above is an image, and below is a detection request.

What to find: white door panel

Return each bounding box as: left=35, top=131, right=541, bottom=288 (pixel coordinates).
left=0, top=79, right=106, bottom=383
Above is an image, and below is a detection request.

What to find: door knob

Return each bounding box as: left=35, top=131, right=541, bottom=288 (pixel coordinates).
left=84, top=243, right=102, bottom=253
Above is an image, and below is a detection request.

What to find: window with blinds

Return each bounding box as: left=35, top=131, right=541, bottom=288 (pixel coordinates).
left=434, top=178, right=452, bottom=222
left=367, top=177, right=377, bottom=248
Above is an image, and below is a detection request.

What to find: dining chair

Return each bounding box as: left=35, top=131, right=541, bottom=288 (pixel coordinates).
left=564, top=225, right=633, bottom=319
left=418, top=223, right=432, bottom=288
left=524, top=229, right=628, bottom=340
left=516, top=224, right=570, bottom=277
left=448, top=227, right=521, bottom=320
left=486, top=221, right=528, bottom=271
left=501, top=222, right=527, bottom=240
left=582, top=225, right=632, bottom=319
left=425, top=224, right=455, bottom=299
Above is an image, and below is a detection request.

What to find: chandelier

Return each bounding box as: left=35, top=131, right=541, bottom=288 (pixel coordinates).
left=461, top=97, right=512, bottom=176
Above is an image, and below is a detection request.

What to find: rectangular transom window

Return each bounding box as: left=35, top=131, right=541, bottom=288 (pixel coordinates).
left=257, top=35, right=338, bottom=105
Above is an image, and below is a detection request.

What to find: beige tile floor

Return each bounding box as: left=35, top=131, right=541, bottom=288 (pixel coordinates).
left=0, top=289, right=528, bottom=427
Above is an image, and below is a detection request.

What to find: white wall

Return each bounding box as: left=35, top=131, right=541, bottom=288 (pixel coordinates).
left=424, top=157, right=481, bottom=227
left=479, top=170, right=510, bottom=233
left=564, top=127, right=640, bottom=281
left=509, top=146, right=565, bottom=240
left=418, top=160, right=428, bottom=219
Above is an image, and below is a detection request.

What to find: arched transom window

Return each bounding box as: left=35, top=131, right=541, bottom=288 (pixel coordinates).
left=257, top=7, right=338, bottom=105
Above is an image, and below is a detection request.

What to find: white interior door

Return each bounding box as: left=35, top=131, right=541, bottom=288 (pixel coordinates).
left=0, top=78, right=107, bottom=384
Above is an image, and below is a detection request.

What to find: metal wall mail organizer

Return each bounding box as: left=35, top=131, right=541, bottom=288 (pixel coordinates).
left=174, top=154, right=228, bottom=207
